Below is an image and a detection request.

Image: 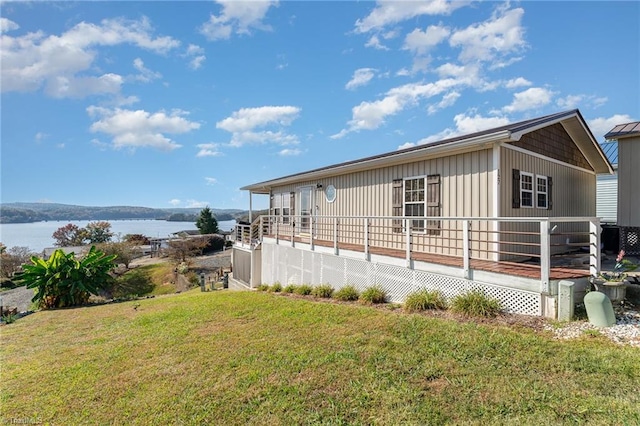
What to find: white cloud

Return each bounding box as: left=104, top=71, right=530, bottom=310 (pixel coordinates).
left=332, top=79, right=458, bottom=138
left=279, top=148, right=301, bottom=156
left=449, top=7, right=526, bottom=64
left=364, top=35, right=389, bottom=50
left=186, top=199, right=209, bottom=208
left=196, top=143, right=223, bottom=157
left=589, top=114, right=636, bottom=140
left=169, top=199, right=181, bottom=206
left=1, top=17, right=19, bottom=33
left=355, top=0, right=468, bottom=33
left=1, top=17, right=179, bottom=97
left=502, top=87, right=555, bottom=113
left=132, top=58, right=162, bottom=82
left=556, top=94, right=584, bottom=110
left=35, top=132, right=49, bottom=142
left=346, top=68, right=377, bottom=90
left=505, top=77, right=531, bottom=89
left=87, top=106, right=200, bottom=151
left=403, top=25, right=450, bottom=55
left=427, top=91, right=460, bottom=114
left=184, top=44, right=206, bottom=70
left=200, top=0, right=278, bottom=41
left=416, top=113, right=511, bottom=145
left=205, top=177, right=218, bottom=185
left=216, top=105, right=301, bottom=147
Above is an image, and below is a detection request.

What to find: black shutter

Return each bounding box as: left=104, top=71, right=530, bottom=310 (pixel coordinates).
left=512, top=169, right=521, bottom=209
left=547, top=176, right=553, bottom=210
left=426, top=174, right=441, bottom=235
left=392, top=179, right=403, bottom=233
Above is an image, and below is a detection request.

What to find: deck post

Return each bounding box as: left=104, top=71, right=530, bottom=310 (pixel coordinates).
left=462, top=220, right=470, bottom=279
left=275, top=218, right=279, bottom=244
left=589, top=218, right=601, bottom=277
left=540, top=220, right=550, bottom=293
left=333, top=218, right=338, bottom=255
left=310, top=216, right=315, bottom=251
left=364, top=218, right=370, bottom=260
left=405, top=219, right=411, bottom=267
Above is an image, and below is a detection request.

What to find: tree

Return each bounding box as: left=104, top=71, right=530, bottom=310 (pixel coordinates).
left=196, top=207, right=219, bottom=234
left=20, top=246, right=116, bottom=309
left=52, top=223, right=87, bottom=247
left=1, top=246, right=36, bottom=278
left=95, top=241, right=136, bottom=268
left=167, top=236, right=211, bottom=262
left=123, top=234, right=150, bottom=245
left=85, top=221, right=113, bottom=244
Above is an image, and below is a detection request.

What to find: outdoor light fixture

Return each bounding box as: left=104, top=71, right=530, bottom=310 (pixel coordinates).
left=316, top=183, right=323, bottom=189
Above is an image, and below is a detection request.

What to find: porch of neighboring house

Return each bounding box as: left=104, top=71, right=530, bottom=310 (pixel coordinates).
left=233, top=215, right=601, bottom=319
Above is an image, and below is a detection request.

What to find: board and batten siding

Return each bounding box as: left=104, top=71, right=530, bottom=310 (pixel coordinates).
left=500, top=145, right=596, bottom=258
left=268, top=148, right=495, bottom=258
left=617, top=136, right=640, bottom=227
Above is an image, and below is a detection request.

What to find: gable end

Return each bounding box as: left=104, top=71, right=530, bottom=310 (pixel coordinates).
left=508, top=123, right=593, bottom=170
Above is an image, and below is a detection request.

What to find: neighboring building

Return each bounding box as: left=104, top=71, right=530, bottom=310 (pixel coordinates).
left=234, top=110, right=613, bottom=318
left=596, top=141, right=618, bottom=224
left=604, top=121, right=640, bottom=255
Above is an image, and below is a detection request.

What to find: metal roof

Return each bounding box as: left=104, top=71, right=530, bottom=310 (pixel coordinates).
left=241, top=109, right=613, bottom=192
left=599, top=141, right=618, bottom=165
left=604, top=121, right=640, bottom=140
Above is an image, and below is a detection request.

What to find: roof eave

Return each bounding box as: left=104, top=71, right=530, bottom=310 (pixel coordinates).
left=241, top=130, right=511, bottom=192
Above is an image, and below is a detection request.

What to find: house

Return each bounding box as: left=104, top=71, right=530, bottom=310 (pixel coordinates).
left=604, top=121, right=640, bottom=255
left=234, top=109, right=613, bottom=319
left=596, top=141, right=618, bottom=224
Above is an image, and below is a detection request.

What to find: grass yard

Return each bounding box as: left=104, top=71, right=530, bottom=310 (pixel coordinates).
left=1, top=290, right=639, bottom=425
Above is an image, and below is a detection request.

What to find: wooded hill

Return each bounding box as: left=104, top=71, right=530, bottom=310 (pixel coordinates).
left=0, top=203, right=247, bottom=224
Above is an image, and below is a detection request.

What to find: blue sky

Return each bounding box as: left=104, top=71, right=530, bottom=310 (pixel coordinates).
left=1, top=1, right=638, bottom=211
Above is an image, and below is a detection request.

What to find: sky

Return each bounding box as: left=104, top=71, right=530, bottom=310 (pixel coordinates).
left=1, top=1, right=638, bottom=211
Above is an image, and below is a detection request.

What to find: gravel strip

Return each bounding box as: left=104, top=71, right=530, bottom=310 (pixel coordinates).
left=544, top=309, right=640, bottom=347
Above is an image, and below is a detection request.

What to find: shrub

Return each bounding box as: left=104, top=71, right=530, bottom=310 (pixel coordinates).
left=257, top=284, right=270, bottom=292
left=450, top=290, right=502, bottom=317
left=111, top=268, right=154, bottom=299
left=404, top=289, right=447, bottom=312
left=334, top=285, right=360, bottom=301
left=359, top=285, right=387, bottom=304
left=268, top=282, right=283, bottom=293
left=311, top=284, right=334, bottom=298
left=294, top=284, right=313, bottom=296
left=283, top=284, right=297, bottom=293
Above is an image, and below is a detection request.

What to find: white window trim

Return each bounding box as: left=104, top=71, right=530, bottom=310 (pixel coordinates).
left=520, top=171, right=534, bottom=209
left=536, top=175, right=548, bottom=209
left=404, top=175, right=427, bottom=232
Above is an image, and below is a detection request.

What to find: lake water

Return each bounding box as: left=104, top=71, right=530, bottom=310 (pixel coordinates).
left=0, top=219, right=237, bottom=253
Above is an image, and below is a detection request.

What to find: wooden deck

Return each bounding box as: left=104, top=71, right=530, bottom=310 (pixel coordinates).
left=267, top=235, right=590, bottom=281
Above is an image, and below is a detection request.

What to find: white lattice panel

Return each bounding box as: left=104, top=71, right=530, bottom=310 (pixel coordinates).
left=260, top=243, right=541, bottom=316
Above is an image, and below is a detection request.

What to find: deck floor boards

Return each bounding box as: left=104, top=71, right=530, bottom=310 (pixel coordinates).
left=266, top=235, right=589, bottom=280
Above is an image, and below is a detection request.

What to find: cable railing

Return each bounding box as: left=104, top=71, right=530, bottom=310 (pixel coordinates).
left=234, top=215, right=601, bottom=290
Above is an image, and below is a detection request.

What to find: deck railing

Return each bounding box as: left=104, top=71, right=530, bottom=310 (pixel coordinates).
left=234, top=215, right=601, bottom=289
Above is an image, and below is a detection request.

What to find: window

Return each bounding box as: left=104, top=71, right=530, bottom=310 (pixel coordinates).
left=271, top=192, right=293, bottom=223
left=392, top=175, right=441, bottom=234
left=512, top=169, right=552, bottom=210
left=520, top=172, right=534, bottom=208
left=536, top=176, right=548, bottom=209
left=281, top=192, right=291, bottom=224
left=405, top=177, right=425, bottom=231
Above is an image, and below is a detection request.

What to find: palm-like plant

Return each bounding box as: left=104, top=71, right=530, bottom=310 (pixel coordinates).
left=20, top=246, right=117, bottom=309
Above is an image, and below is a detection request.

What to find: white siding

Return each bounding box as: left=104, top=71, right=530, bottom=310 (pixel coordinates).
left=597, top=173, right=618, bottom=224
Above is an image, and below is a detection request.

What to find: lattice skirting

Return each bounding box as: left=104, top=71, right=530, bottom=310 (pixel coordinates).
left=261, top=243, right=541, bottom=316
left=620, top=227, right=640, bottom=256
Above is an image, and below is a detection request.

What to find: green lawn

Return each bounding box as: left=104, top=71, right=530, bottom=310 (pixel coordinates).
left=1, top=290, right=639, bottom=425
